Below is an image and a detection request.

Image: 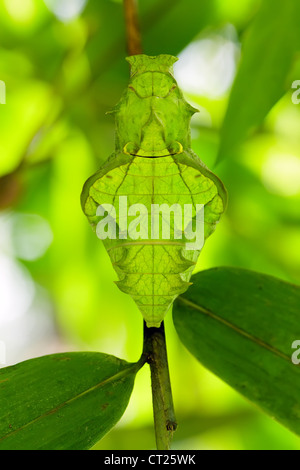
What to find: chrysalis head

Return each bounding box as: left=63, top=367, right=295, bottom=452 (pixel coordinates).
left=126, top=54, right=178, bottom=77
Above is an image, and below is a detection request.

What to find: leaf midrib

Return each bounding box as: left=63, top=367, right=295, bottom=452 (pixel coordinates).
left=177, top=296, right=291, bottom=362
left=0, top=363, right=137, bottom=444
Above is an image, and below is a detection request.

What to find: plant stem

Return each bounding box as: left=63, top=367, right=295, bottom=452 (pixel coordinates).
left=123, top=0, right=176, bottom=450
left=143, top=321, right=177, bottom=450
left=123, top=0, right=143, bottom=56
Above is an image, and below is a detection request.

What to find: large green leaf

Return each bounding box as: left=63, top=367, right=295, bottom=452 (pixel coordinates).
left=173, top=267, right=300, bottom=435
left=0, top=352, right=139, bottom=450
left=217, top=0, right=300, bottom=161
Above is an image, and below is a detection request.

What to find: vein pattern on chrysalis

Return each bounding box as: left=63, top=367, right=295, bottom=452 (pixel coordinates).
left=81, top=54, right=227, bottom=327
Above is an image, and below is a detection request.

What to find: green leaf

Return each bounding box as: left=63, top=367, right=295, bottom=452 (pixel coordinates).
left=173, top=267, right=300, bottom=436
left=0, top=352, right=139, bottom=450
left=217, top=0, right=300, bottom=161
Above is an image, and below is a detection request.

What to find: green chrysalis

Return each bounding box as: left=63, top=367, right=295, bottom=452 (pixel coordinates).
left=81, top=54, right=227, bottom=328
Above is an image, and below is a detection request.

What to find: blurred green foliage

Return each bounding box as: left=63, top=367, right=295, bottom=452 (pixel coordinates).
left=0, top=0, right=300, bottom=450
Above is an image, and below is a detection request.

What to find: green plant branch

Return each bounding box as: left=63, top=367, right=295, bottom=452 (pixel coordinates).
left=142, top=321, right=177, bottom=450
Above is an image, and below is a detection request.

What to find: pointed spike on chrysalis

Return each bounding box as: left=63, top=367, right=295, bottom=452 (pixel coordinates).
left=126, top=54, right=178, bottom=76
left=186, top=103, right=200, bottom=115
left=105, top=103, right=121, bottom=116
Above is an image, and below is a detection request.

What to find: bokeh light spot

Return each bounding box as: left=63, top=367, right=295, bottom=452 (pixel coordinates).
left=4, top=0, right=36, bottom=23
left=262, top=152, right=300, bottom=197
left=44, top=0, right=87, bottom=22
left=175, top=25, right=240, bottom=99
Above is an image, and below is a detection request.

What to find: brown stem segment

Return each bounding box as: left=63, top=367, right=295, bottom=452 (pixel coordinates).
left=123, top=0, right=143, bottom=56
left=143, top=321, right=177, bottom=450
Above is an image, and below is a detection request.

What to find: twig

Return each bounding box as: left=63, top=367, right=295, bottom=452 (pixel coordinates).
left=142, top=321, right=177, bottom=450
left=123, top=0, right=143, bottom=56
